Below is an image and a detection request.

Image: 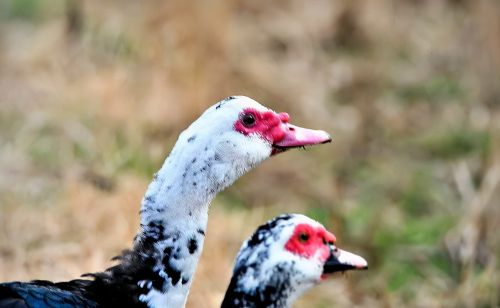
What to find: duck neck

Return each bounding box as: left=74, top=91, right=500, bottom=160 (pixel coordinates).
left=138, top=150, right=218, bottom=242
left=221, top=263, right=296, bottom=308
left=131, top=139, right=248, bottom=307
left=130, top=154, right=211, bottom=306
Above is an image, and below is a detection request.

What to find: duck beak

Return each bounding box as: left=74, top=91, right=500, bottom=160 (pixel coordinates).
left=323, top=246, right=368, bottom=274
left=272, top=123, right=331, bottom=155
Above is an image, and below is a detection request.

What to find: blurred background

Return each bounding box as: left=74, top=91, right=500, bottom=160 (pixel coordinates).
left=0, top=0, right=499, bottom=307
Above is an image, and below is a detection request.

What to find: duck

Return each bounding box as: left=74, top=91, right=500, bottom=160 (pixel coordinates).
left=0, top=96, right=331, bottom=308
left=221, top=214, right=367, bottom=308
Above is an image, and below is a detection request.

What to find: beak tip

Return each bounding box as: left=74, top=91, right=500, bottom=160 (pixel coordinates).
left=355, top=257, right=368, bottom=270
left=321, top=136, right=332, bottom=144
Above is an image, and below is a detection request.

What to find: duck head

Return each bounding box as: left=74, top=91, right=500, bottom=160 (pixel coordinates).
left=222, top=214, right=367, bottom=308
left=163, top=96, right=331, bottom=195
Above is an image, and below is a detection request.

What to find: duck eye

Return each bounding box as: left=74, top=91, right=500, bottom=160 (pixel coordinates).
left=241, top=113, right=256, bottom=127
left=298, top=232, right=309, bottom=243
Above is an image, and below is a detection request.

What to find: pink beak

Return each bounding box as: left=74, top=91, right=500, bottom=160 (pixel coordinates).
left=271, top=123, right=331, bottom=155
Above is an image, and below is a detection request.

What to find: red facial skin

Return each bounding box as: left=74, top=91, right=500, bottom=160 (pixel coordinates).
left=234, top=108, right=290, bottom=144
left=284, top=223, right=337, bottom=263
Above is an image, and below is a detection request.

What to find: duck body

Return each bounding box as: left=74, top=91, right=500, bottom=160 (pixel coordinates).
left=0, top=281, right=95, bottom=308
left=0, top=97, right=331, bottom=308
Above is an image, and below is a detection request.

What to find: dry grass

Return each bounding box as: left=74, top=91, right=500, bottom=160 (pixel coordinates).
left=1, top=0, right=500, bottom=307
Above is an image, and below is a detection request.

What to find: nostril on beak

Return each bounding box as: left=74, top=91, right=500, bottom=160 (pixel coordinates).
left=289, top=127, right=295, bottom=131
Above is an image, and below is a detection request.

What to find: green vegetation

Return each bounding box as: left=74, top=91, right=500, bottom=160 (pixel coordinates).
left=395, top=76, right=465, bottom=104
left=1, top=1, right=499, bottom=307
left=420, top=128, right=491, bottom=160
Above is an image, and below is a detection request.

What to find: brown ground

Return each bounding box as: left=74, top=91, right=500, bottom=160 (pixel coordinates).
left=1, top=1, right=499, bottom=307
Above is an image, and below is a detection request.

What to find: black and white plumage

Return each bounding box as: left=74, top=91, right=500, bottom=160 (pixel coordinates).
left=0, top=96, right=331, bottom=308
left=222, top=214, right=368, bottom=308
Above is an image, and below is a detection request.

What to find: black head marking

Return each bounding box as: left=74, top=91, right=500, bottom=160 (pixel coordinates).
left=246, top=214, right=293, bottom=248
left=197, top=229, right=205, bottom=236
left=216, top=96, right=236, bottom=110
left=187, top=135, right=196, bottom=143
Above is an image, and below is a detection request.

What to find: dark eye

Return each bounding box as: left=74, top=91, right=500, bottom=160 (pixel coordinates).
left=241, top=113, right=256, bottom=127
left=298, top=232, right=309, bottom=243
